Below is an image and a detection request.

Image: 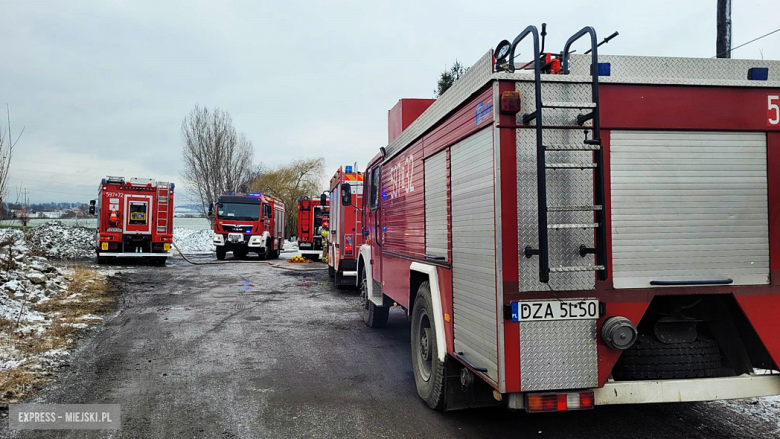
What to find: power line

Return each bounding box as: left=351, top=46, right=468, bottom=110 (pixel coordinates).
left=714, top=27, right=780, bottom=58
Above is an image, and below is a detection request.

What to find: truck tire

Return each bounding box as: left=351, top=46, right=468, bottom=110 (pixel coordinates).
left=411, top=281, right=446, bottom=410
left=361, top=272, right=388, bottom=328
left=216, top=248, right=226, bottom=260
left=612, top=335, right=721, bottom=380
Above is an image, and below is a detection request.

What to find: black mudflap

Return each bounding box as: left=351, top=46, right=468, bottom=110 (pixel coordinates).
left=443, top=356, right=503, bottom=411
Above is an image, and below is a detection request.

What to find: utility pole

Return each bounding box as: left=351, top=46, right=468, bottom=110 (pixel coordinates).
left=716, top=0, right=732, bottom=58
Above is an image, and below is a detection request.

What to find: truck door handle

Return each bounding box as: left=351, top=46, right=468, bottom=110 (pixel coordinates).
left=424, top=254, right=446, bottom=261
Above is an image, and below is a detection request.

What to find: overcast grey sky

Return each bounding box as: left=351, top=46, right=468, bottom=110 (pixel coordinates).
left=1, top=0, right=777, bottom=204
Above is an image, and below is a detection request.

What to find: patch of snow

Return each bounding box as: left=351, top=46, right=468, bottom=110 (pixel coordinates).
left=173, top=228, right=214, bottom=254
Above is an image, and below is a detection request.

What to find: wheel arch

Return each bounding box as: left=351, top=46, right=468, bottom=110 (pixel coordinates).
left=409, top=262, right=446, bottom=362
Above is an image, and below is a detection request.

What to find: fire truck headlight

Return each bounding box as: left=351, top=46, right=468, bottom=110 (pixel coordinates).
left=213, top=234, right=224, bottom=245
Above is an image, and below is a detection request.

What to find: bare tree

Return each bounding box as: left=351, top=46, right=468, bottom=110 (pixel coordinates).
left=180, top=105, right=255, bottom=224
left=250, top=157, right=325, bottom=237
left=0, top=105, right=25, bottom=219
left=15, top=184, right=30, bottom=227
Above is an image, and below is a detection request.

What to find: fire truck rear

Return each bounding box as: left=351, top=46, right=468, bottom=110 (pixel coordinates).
left=357, top=24, right=780, bottom=411
left=297, top=196, right=329, bottom=260
left=327, top=166, right=363, bottom=288
left=89, top=176, right=173, bottom=265
left=211, top=193, right=285, bottom=260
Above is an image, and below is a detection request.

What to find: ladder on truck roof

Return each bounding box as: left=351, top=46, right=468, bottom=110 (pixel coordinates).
left=511, top=26, right=608, bottom=283
left=156, top=183, right=170, bottom=234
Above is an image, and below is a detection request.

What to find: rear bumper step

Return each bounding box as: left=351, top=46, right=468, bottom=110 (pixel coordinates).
left=507, top=374, right=780, bottom=409
left=594, top=374, right=780, bottom=406
left=99, top=252, right=171, bottom=258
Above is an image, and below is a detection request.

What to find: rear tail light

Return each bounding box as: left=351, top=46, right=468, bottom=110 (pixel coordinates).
left=345, top=236, right=354, bottom=255
left=526, top=391, right=594, bottom=413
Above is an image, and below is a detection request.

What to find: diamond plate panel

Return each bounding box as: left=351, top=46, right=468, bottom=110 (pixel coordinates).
left=372, top=279, right=383, bottom=302
left=516, top=81, right=596, bottom=292
left=569, top=54, right=780, bottom=86
left=520, top=319, right=598, bottom=391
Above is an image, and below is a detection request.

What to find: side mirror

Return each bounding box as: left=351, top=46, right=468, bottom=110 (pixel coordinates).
left=320, top=193, right=327, bottom=206
left=207, top=204, right=214, bottom=218
left=341, top=183, right=352, bottom=206
left=88, top=200, right=96, bottom=215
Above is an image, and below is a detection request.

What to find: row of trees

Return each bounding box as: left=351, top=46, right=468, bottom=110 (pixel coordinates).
left=182, top=61, right=464, bottom=236
left=180, top=105, right=325, bottom=238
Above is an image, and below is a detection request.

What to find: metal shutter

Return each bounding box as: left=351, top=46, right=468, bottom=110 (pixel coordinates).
left=610, top=131, right=769, bottom=289
left=424, top=151, right=448, bottom=260
left=451, top=127, right=498, bottom=380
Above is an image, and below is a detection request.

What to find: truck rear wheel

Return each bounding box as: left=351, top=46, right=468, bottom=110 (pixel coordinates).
left=411, top=281, right=446, bottom=410
left=361, top=273, right=388, bottom=328
left=216, top=248, right=226, bottom=260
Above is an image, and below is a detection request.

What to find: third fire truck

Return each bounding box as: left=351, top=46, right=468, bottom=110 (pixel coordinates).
left=297, top=196, right=329, bottom=260
left=356, top=24, right=780, bottom=411
left=327, top=166, right=364, bottom=288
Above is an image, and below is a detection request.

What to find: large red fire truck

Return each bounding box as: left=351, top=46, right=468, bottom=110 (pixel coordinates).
left=89, top=176, right=174, bottom=265
left=297, top=196, right=329, bottom=260
left=327, top=166, right=364, bottom=288
left=211, top=193, right=285, bottom=260
left=357, top=25, right=780, bottom=411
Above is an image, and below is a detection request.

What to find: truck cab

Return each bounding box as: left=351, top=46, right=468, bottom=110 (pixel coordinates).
left=211, top=193, right=285, bottom=260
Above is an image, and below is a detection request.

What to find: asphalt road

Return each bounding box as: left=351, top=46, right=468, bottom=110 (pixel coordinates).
left=2, top=253, right=779, bottom=438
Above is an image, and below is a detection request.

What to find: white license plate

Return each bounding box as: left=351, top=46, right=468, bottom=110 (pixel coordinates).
left=228, top=233, right=243, bottom=243
left=510, top=299, right=599, bottom=322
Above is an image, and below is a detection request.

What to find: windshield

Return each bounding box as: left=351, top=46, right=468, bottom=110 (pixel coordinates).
left=217, top=202, right=261, bottom=221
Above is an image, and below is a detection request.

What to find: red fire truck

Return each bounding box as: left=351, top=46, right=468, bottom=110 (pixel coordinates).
left=357, top=25, right=780, bottom=411
left=89, top=176, right=174, bottom=265
left=211, top=193, right=285, bottom=260
left=297, top=196, right=329, bottom=260
left=327, top=166, right=364, bottom=288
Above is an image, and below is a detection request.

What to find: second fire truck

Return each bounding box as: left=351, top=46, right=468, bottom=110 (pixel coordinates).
left=211, top=192, right=285, bottom=260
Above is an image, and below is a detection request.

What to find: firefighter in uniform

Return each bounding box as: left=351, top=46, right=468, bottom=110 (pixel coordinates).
left=321, top=221, right=329, bottom=263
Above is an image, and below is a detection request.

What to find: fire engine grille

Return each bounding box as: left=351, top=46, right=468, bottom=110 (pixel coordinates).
left=520, top=319, right=598, bottom=391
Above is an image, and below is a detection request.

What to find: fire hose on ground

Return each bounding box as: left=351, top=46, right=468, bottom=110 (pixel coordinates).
left=170, top=241, right=327, bottom=271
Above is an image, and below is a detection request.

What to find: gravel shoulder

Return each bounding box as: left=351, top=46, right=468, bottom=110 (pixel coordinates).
left=1, top=254, right=779, bottom=438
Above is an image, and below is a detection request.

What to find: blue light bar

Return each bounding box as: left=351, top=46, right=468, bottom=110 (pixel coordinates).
left=345, top=165, right=353, bottom=173
left=748, top=67, right=769, bottom=81
left=247, top=193, right=262, bottom=197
